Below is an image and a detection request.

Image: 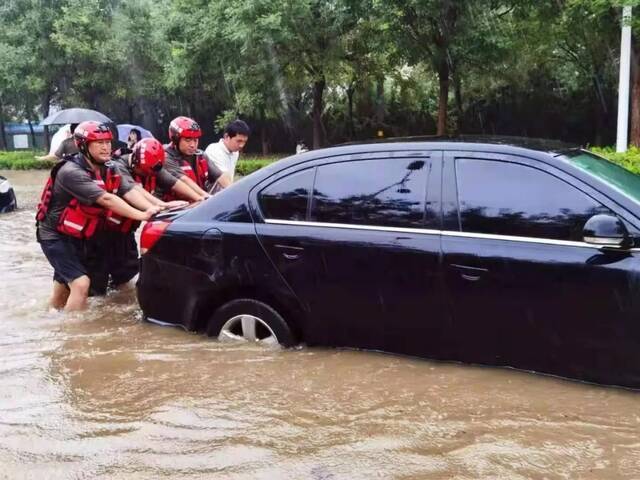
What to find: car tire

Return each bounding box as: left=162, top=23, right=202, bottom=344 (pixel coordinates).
left=206, top=298, right=296, bottom=347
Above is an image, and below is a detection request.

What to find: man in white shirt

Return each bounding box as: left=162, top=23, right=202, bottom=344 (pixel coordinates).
left=204, top=120, right=250, bottom=183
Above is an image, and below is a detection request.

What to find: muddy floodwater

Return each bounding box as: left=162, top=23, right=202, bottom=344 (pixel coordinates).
left=1, top=169, right=640, bottom=479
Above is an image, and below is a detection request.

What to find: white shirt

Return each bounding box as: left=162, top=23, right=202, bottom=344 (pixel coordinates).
left=49, top=124, right=71, bottom=155
left=204, top=139, right=239, bottom=182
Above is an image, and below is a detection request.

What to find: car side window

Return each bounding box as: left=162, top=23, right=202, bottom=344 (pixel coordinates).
left=310, top=157, right=430, bottom=229
left=259, top=168, right=314, bottom=221
left=456, top=158, right=613, bottom=241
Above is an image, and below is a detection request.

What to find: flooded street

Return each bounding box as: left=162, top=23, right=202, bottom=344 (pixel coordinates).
left=1, top=169, right=640, bottom=479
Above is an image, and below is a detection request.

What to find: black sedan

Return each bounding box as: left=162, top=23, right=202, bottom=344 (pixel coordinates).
left=137, top=137, right=640, bottom=389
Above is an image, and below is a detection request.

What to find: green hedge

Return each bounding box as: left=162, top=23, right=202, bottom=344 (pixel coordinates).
left=0, top=151, right=55, bottom=170
left=0, top=150, right=281, bottom=174
left=236, top=156, right=281, bottom=176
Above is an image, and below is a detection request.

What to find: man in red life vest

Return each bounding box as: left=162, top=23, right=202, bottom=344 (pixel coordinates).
left=36, top=121, right=160, bottom=311
left=158, top=116, right=231, bottom=201
left=102, top=138, right=200, bottom=290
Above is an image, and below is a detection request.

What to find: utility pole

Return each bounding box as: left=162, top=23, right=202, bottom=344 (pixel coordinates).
left=617, top=6, right=633, bottom=153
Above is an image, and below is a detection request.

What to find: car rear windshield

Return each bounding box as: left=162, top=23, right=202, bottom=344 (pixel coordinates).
left=561, top=150, right=640, bottom=205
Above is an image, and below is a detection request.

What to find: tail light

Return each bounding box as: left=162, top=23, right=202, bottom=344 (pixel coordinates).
left=140, top=220, right=170, bottom=254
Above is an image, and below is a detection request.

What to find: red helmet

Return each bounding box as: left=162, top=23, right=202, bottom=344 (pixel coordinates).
left=74, top=121, right=113, bottom=152
left=168, top=116, right=201, bottom=145
left=131, top=138, right=165, bottom=176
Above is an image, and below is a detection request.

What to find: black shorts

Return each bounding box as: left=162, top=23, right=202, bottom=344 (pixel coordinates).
left=40, top=237, right=87, bottom=284
left=39, top=237, right=109, bottom=295
left=105, top=232, right=139, bottom=286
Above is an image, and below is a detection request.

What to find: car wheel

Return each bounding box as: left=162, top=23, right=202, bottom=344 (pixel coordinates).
left=207, top=298, right=295, bottom=347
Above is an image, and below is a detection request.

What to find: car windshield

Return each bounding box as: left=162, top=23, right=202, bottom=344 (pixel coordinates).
left=561, top=150, right=640, bottom=205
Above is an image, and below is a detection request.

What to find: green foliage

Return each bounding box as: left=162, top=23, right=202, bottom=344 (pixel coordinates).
left=0, top=151, right=280, bottom=175
left=0, top=1, right=636, bottom=150
left=0, top=151, right=55, bottom=170
left=236, top=156, right=281, bottom=176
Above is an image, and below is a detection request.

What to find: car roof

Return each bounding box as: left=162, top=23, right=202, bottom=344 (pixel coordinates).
left=341, top=135, right=579, bottom=153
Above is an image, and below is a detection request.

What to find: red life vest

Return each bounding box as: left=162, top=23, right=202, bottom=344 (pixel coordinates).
left=163, top=153, right=208, bottom=202
left=102, top=172, right=153, bottom=235
left=134, top=173, right=156, bottom=194
left=36, top=157, right=122, bottom=239
left=182, top=153, right=209, bottom=188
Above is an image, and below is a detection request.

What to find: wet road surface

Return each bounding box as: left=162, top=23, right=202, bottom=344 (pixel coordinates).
left=1, top=169, right=639, bottom=479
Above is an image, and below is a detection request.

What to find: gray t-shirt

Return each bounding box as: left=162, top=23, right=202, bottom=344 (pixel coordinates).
left=159, top=144, right=222, bottom=197
left=54, top=137, right=79, bottom=159
left=112, top=155, right=179, bottom=192
left=37, top=155, right=135, bottom=242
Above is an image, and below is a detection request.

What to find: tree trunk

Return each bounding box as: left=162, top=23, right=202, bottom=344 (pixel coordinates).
left=141, top=99, right=158, bottom=138
left=631, top=72, right=640, bottom=147
left=437, top=58, right=450, bottom=136
left=346, top=81, right=356, bottom=140
left=41, top=93, right=51, bottom=151
left=260, top=108, right=270, bottom=155
left=375, top=74, right=385, bottom=130
left=44, top=126, right=50, bottom=152
left=452, top=65, right=463, bottom=133
left=0, top=102, right=7, bottom=150
left=630, top=40, right=640, bottom=147
left=261, top=127, right=270, bottom=155
left=28, top=119, right=36, bottom=149
left=128, top=103, right=135, bottom=124
left=591, top=72, right=609, bottom=146
left=312, top=76, right=326, bottom=149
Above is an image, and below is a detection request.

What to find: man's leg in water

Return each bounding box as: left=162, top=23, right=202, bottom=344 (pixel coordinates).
left=50, top=280, right=69, bottom=309
left=65, top=275, right=90, bottom=311
left=40, top=238, right=88, bottom=310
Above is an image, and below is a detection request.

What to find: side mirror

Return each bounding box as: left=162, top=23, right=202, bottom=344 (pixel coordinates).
left=583, top=214, right=630, bottom=248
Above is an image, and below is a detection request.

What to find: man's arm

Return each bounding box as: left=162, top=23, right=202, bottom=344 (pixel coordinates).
left=123, top=187, right=157, bottom=211
left=172, top=177, right=205, bottom=202
left=35, top=153, right=60, bottom=161
left=212, top=173, right=232, bottom=189
left=57, top=163, right=158, bottom=220
left=135, top=185, right=164, bottom=206
left=96, top=192, right=159, bottom=221
left=179, top=175, right=209, bottom=198
left=133, top=184, right=187, bottom=208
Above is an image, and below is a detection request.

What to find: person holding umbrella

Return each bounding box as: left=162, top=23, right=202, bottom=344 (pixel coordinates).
left=36, top=108, right=112, bottom=162
left=113, top=126, right=146, bottom=157
left=35, top=123, right=79, bottom=161
left=36, top=121, right=160, bottom=311
left=127, top=129, right=142, bottom=150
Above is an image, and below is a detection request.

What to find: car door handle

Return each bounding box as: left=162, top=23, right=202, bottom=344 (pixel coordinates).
left=450, top=264, right=489, bottom=282
left=274, top=244, right=304, bottom=260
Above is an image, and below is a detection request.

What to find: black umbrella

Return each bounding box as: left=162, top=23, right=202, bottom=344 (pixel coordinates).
left=40, top=108, right=112, bottom=126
